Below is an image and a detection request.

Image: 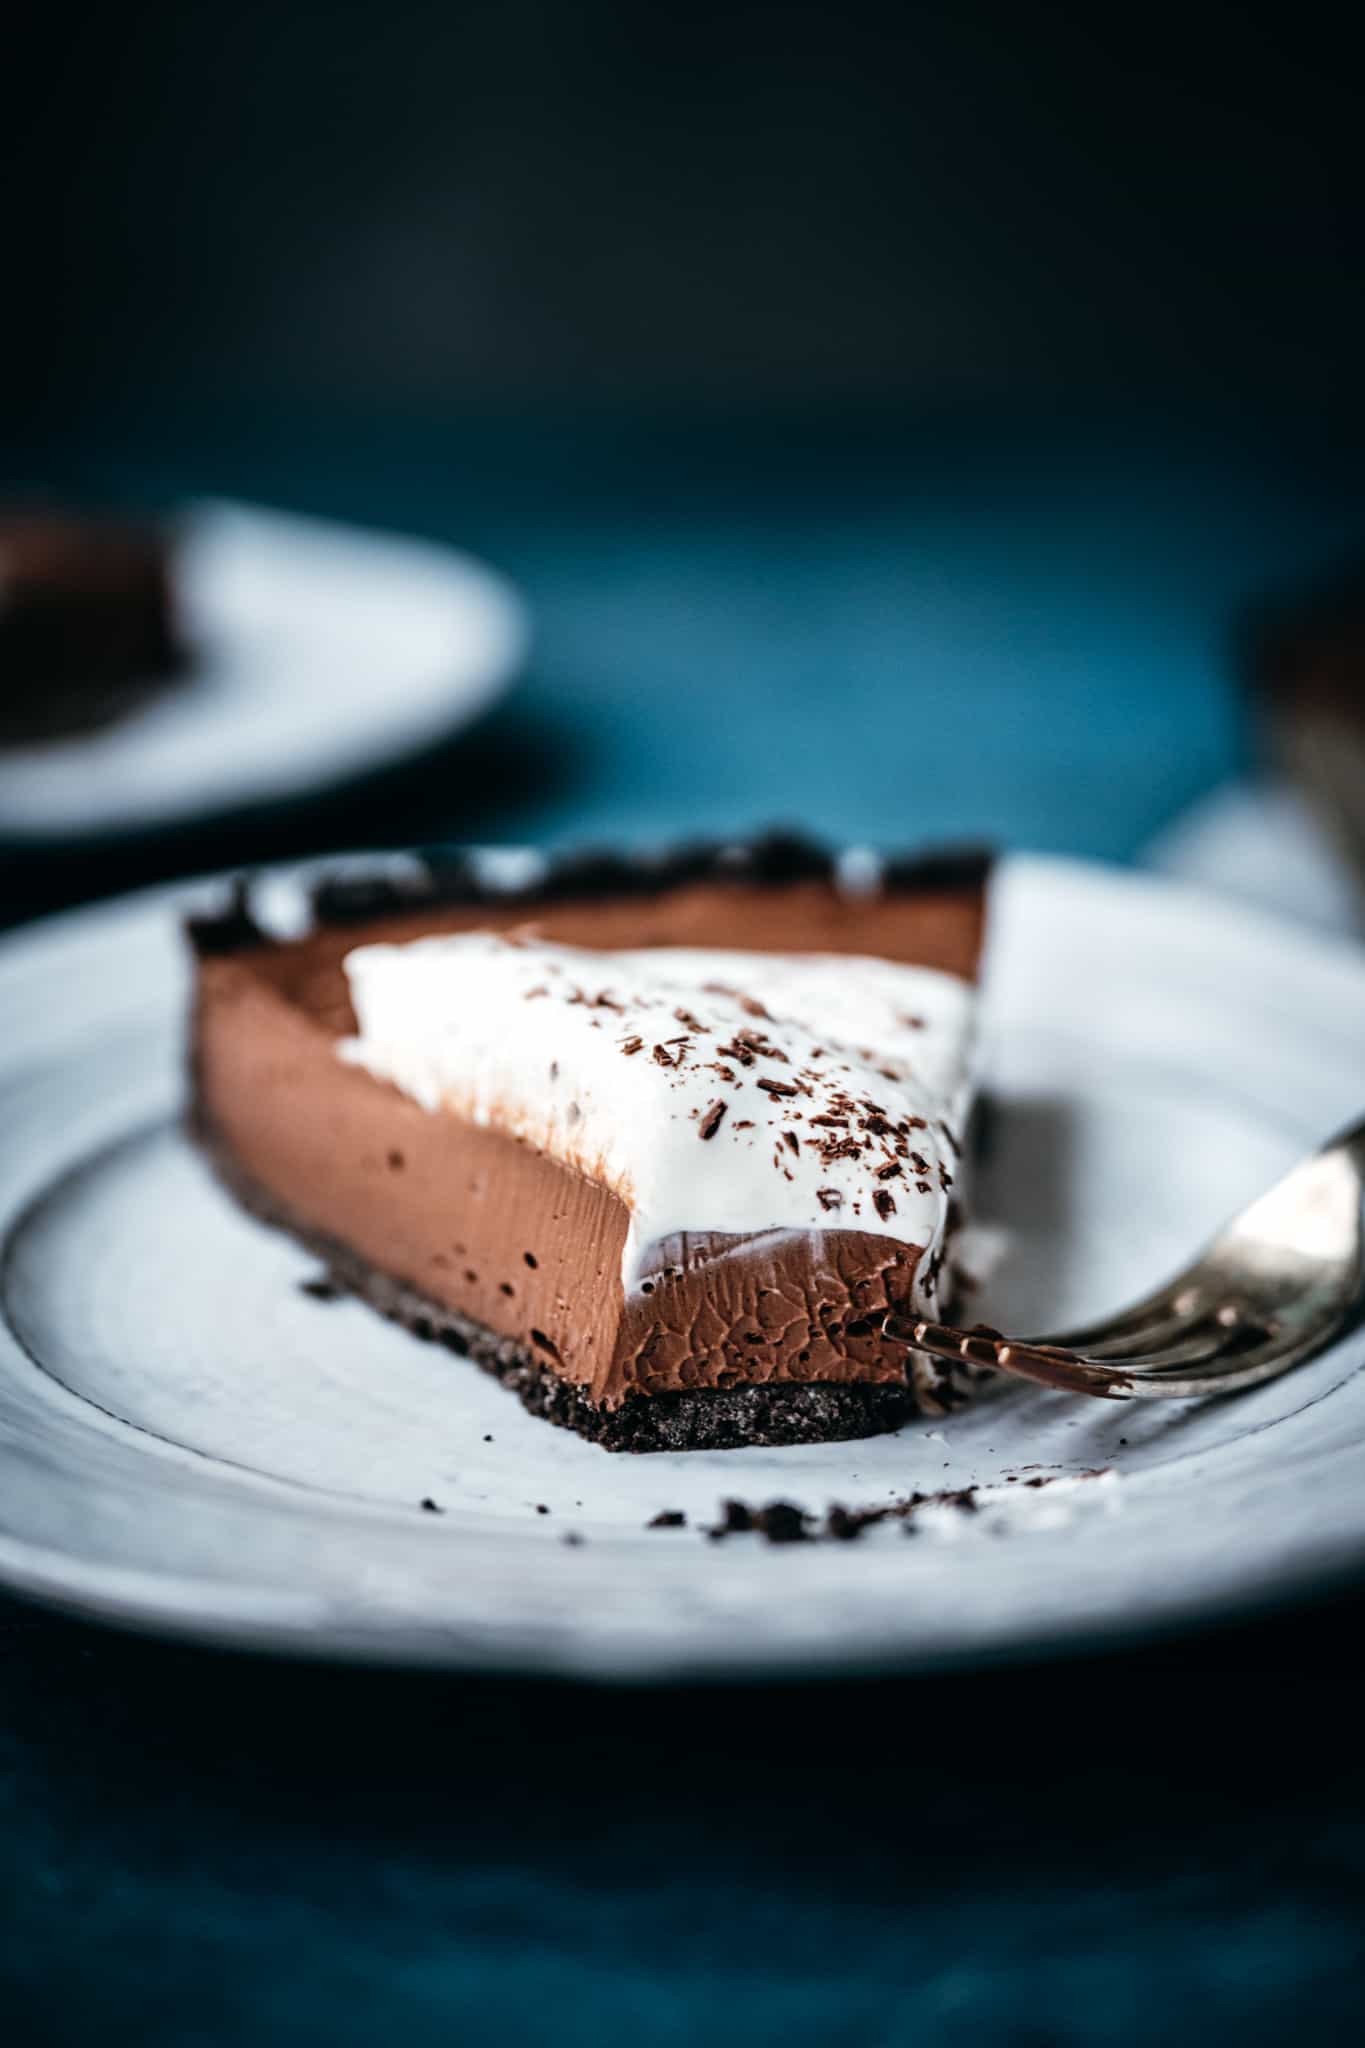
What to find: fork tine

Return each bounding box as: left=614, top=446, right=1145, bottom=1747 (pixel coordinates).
left=1111, top=1309, right=1340, bottom=1395
left=890, top=1308, right=1342, bottom=1404
left=991, top=1338, right=1136, bottom=1398
left=1090, top=1305, right=1295, bottom=1380
left=1110, top=1330, right=1329, bottom=1398
left=1073, top=1308, right=1209, bottom=1360
left=1080, top=1321, right=1233, bottom=1368
left=886, top=1317, right=1136, bottom=1398
left=894, top=1312, right=1238, bottom=1382
left=1049, top=1290, right=1202, bottom=1353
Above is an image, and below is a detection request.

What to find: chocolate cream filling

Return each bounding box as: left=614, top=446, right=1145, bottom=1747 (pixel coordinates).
left=190, top=850, right=988, bottom=1443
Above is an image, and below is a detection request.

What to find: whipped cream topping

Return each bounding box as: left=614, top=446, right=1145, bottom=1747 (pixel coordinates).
left=339, top=934, right=976, bottom=1292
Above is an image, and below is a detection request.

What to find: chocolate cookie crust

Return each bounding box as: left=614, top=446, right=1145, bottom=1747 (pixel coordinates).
left=188, top=830, right=991, bottom=958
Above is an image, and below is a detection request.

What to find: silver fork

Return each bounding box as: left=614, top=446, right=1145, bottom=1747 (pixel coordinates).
left=884, top=1118, right=1365, bottom=1400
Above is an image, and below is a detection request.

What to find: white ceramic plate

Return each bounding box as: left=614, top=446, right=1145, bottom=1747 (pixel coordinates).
left=0, top=503, right=527, bottom=840
left=1, top=855, right=1363, bottom=1679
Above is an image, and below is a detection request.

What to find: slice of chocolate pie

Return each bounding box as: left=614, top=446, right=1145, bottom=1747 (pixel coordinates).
left=189, top=836, right=991, bottom=1451
left=0, top=510, right=182, bottom=745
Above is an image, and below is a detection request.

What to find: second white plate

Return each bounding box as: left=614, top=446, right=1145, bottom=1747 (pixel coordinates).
left=0, top=502, right=528, bottom=840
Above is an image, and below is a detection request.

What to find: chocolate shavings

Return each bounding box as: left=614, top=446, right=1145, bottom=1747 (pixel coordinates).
left=698, top=1099, right=728, bottom=1141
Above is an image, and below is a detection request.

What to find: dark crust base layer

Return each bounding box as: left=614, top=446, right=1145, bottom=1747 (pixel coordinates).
left=187, top=829, right=993, bottom=957
left=199, top=1120, right=924, bottom=1453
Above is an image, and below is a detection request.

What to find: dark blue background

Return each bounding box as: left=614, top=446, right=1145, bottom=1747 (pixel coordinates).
left=4, top=1587, right=1365, bottom=2047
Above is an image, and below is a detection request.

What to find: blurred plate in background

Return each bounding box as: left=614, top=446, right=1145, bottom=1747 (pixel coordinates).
left=0, top=502, right=527, bottom=842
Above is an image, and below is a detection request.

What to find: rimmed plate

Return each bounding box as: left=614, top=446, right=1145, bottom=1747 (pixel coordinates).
left=1, top=855, right=1363, bottom=1678
left=0, top=503, right=527, bottom=840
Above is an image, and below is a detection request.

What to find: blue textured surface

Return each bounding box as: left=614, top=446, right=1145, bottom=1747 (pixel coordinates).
left=3, top=1608, right=1364, bottom=2046
left=3, top=407, right=1365, bottom=2041
left=11, top=402, right=1364, bottom=881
